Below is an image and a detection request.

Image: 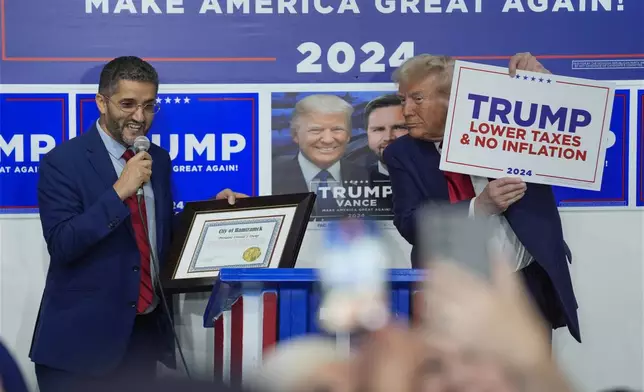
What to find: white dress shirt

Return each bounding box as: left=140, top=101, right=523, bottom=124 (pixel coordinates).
left=297, top=152, right=343, bottom=192
left=377, top=161, right=389, bottom=177
left=435, top=142, right=534, bottom=271
left=97, top=121, right=159, bottom=313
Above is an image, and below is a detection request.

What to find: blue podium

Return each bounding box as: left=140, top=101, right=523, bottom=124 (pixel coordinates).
left=203, top=268, right=425, bottom=383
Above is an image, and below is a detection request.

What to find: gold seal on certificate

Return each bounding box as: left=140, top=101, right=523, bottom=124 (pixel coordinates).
left=242, top=247, right=262, bottom=262
left=162, top=193, right=316, bottom=293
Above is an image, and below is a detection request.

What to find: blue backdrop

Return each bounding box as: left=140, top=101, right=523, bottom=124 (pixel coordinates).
left=1, top=0, right=643, bottom=83
left=552, top=89, right=630, bottom=207
left=0, top=94, right=68, bottom=213
left=638, top=89, right=644, bottom=207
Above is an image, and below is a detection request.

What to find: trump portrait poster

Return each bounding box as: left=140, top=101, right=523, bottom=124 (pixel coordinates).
left=440, top=61, right=616, bottom=191
left=271, top=91, right=405, bottom=221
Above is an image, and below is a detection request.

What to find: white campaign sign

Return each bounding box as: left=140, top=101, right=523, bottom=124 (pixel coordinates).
left=440, top=61, right=616, bottom=191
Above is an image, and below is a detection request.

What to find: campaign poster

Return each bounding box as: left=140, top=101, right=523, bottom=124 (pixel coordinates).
left=440, top=61, right=615, bottom=191
left=3, top=1, right=643, bottom=84
left=0, top=93, right=69, bottom=214
left=637, top=90, right=644, bottom=207
left=76, top=93, right=259, bottom=213
left=271, top=91, right=408, bottom=221
left=554, top=90, right=630, bottom=207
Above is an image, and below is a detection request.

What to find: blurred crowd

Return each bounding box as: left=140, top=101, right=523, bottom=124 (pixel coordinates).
left=249, top=256, right=574, bottom=392
left=1, top=255, right=637, bottom=392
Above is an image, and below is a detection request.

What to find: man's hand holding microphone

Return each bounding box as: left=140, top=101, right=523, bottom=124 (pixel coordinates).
left=113, top=136, right=152, bottom=201
left=113, top=151, right=152, bottom=201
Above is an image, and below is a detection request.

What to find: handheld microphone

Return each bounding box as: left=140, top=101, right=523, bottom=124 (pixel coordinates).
left=131, top=134, right=192, bottom=379
left=133, top=136, right=151, bottom=199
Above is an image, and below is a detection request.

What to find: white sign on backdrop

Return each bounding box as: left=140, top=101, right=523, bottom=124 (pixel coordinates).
left=440, top=61, right=616, bottom=191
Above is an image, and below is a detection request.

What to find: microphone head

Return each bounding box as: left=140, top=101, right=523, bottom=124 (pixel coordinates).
left=133, top=136, right=150, bottom=153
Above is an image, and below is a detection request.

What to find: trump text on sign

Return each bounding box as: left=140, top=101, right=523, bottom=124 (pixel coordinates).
left=0, top=94, right=69, bottom=213
left=440, top=61, right=615, bottom=191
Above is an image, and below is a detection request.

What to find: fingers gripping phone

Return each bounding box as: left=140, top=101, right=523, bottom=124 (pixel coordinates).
left=417, top=202, right=496, bottom=281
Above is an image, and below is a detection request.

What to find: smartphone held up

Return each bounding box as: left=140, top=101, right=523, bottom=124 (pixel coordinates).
left=316, top=219, right=392, bottom=334
left=417, top=201, right=508, bottom=280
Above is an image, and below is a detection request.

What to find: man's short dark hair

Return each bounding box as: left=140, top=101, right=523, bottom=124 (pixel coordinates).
left=98, top=56, right=159, bottom=96
left=364, top=94, right=403, bottom=130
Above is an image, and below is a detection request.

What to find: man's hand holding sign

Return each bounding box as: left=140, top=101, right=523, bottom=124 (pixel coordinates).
left=384, top=51, right=583, bottom=344
left=440, top=54, right=615, bottom=198
left=472, top=52, right=542, bottom=216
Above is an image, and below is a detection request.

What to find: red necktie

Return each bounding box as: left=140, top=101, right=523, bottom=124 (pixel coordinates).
left=122, top=150, right=154, bottom=313
left=438, top=142, right=476, bottom=203
left=444, top=171, right=476, bottom=203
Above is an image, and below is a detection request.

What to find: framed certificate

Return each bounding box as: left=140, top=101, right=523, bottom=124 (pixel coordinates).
left=161, top=192, right=316, bottom=293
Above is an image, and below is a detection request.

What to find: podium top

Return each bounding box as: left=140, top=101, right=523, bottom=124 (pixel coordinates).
left=203, top=268, right=425, bottom=328
left=219, top=268, right=425, bottom=283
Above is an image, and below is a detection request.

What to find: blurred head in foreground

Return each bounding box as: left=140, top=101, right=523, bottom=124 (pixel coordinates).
left=247, top=326, right=523, bottom=392
left=247, top=336, right=353, bottom=392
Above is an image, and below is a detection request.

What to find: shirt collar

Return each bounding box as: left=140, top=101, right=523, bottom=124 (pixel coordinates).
left=434, top=141, right=442, bottom=154
left=96, top=120, right=128, bottom=161
left=377, top=161, right=389, bottom=176
left=297, top=152, right=342, bottom=188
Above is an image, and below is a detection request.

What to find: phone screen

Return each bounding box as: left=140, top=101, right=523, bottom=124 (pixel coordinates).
left=417, top=202, right=495, bottom=281
left=317, top=219, right=391, bottom=335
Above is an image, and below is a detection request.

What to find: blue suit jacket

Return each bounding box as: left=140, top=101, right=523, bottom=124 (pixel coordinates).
left=383, top=135, right=580, bottom=342
left=0, top=339, right=28, bottom=392
left=30, top=123, right=176, bottom=375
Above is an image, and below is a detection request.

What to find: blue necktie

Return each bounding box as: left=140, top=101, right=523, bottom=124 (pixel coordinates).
left=314, top=170, right=338, bottom=215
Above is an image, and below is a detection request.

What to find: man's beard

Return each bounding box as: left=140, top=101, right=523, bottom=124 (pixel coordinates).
left=105, top=109, right=145, bottom=147
left=105, top=116, right=128, bottom=146
left=377, top=146, right=386, bottom=163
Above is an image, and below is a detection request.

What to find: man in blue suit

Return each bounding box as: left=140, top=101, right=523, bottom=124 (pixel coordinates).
left=0, top=339, right=29, bottom=392
left=31, top=56, right=246, bottom=391
left=383, top=52, right=580, bottom=343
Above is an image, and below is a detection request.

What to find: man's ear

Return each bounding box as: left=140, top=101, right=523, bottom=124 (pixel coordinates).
left=95, top=94, right=107, bottom=115
left=291, top=129, right=299, bottom=145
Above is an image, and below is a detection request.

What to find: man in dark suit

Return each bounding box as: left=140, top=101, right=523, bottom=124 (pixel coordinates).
left=0, top=339, right=28, bottom=392
left=363, top=94, right=409, bottom=218
left=383, top=52, right=580, bottom=343
left=31, top=56, right=245, bottom=392
left=271, top=94, right=368, bottom=218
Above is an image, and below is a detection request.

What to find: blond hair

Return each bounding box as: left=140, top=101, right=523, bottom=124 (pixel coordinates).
left=392, top=54, right=455, bottom=96
left=290, top=94, right=354, bottom=136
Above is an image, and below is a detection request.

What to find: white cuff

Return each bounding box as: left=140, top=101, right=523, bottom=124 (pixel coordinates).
left=468, top=197, right=477, bottom=219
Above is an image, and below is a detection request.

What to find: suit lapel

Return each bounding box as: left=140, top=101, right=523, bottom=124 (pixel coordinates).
left=424, top=142, right=450, bottom=200
left=289, top=157, right=309, bottom=193
left=84, top=124, right=135, bottom=239
left=85, top=125, right=119, bottom=190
